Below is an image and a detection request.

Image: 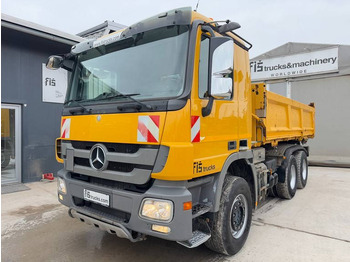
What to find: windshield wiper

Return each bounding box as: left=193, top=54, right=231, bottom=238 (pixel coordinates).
left=119, top=94, right=153, bottom=111
left=97, top=92, right=153, bottom=111
left=64, top=99, right=91, bottom=114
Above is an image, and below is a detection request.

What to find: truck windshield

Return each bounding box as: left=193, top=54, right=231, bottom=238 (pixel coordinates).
left=66, top=25, right=189, bottom=106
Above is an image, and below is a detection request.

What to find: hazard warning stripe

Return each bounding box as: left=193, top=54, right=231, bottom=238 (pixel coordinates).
left=137, top=116, right=160, bottom=143
left=191, top=116, right=200, bottom=143
left=61, top=118, right=71, bottom=139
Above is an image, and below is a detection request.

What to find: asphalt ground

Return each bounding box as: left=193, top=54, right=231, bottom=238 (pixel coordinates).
left=2, top=167, right=350, bottom=262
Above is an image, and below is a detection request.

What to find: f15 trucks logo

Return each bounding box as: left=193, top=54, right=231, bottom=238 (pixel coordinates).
left=45, top=77, right=56, bottom=86
left=250, top=47, right=338, bottom=81
left=193, top=161, right=215, bottom=174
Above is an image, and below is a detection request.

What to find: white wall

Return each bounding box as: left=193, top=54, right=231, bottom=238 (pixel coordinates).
left=268, top=82, right=288, bottom=97
left=291, top=75, right=350, bottom=166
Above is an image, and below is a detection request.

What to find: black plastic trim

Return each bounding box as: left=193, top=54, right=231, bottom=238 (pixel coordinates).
left=202, top=97, right=214, bottom=117
left=204, top=23, right=252, bottom=51
left=228, top=141, right=237, bottom=150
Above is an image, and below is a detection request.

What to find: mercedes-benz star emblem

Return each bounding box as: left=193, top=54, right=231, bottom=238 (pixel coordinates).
left=89, top=144, right=108, bottom=171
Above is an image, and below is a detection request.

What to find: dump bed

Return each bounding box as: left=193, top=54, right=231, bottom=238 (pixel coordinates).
left=251, top=83, right=315, bottom=147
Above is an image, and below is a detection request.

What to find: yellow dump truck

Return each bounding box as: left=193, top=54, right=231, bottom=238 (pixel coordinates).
left=47, top=7, right=315, bottom=256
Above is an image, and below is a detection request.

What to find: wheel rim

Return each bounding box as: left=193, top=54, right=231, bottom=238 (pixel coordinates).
left=230, top=194, right=248, bottom=239
left=302, top=159, right=307, bottom=180
left=290, top=164, right=297, bottom=190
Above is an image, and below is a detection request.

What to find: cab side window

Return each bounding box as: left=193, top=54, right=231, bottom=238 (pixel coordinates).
left=198, top=36, right=210, bottom=98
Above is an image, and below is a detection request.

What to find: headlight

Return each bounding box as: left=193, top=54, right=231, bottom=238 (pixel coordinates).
left=140, top=198, right=173, bottom=222
left=57, top=177, right=67, bottom=194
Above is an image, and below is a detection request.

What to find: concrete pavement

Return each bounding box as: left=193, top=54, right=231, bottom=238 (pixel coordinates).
left=2, top=167, right=350, bottom=261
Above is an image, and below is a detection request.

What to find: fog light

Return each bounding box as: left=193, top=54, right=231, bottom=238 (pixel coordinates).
left=59, top=194, right=64, bottom=201
left=57, top=177, right=66, bottom=194
left=152, top=225, right=171, bottom=234
left=140, top=198, right=173, bottom=222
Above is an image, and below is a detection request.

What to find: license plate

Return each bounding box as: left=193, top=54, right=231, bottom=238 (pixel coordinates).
left=83, top=189, right=110, bottom=207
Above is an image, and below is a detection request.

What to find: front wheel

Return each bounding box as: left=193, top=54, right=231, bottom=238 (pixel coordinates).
left=205, top=176, right=252, bottom=256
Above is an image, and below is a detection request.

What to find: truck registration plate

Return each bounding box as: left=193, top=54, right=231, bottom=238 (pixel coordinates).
left=83, top=189, right=110, bottom=207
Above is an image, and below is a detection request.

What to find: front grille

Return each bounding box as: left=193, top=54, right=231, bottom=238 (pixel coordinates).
left=74, top=157, right=153, bottom=173
left=62, top=140, right=159, bottom=184
left=70, top=173, right=153, bottom=193
left=70, top=141, right=158, bottom=153
left=107, top=161, right=135, bottom=173
left=73, top=196, right=131, bottom=223
left=74, top=157, right=90, bottom=167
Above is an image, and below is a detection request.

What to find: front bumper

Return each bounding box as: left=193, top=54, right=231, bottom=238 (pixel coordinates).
left=68, top=209, right=138, bottom=240
left=57, top=169, right=193, bottom=241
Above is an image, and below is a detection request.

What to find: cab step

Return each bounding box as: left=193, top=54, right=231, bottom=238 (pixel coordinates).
left=177, top=230, right=211, bottom=248
left=192, top=203, right=211, bottom=218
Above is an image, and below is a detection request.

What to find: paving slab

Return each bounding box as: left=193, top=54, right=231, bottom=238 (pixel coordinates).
left=1, top=167, right=350, bottom=261
left=253, top=167, right=350, bottom=242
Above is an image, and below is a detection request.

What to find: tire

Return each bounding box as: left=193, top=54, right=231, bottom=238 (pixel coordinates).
left=205, top=176, right=252, bottom=256
left=1, top=148, right=10, bottom=169
left=295, top=151, right=308, bottom=189
left=276, top=155, right=298, bottom=199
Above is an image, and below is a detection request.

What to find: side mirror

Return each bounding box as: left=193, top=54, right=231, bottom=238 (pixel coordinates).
left=46, top=55, right=63, bottom=70
left=202, top=37, right=234, bottom=117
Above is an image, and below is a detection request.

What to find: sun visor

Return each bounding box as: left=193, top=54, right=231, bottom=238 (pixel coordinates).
left=71, top=6, right=192, bottom=55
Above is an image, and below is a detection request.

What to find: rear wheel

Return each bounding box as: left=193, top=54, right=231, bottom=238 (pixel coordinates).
left=276, top=155, right=298, bottom=199
left=295, top=151, right=308, bottom=189
left=205, top=176, right=252, bottom=255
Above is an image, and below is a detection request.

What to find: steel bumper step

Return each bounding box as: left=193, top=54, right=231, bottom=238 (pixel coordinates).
left=192, top=203, right=212, bottom=218
left=177, top=230, right=211, bottom=248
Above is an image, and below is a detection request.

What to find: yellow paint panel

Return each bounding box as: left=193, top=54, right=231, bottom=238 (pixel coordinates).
left=61, top=112, right=166, bottom=144
left=291, top=106, right=302, bottom=130
left=152, top=101, right=193, bottom=180
left=152, top=142, right=193, bottom=180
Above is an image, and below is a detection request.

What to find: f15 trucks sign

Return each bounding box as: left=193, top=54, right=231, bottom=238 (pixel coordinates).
left=42, top=64, right=68, bottom=103
left=250, top=47, right=338, bottom=81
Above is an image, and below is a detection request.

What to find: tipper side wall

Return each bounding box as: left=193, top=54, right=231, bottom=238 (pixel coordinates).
left=252, top=83, right=315, bottom=147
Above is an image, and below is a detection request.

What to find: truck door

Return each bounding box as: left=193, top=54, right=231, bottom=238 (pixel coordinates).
left=190, top=28, right=239, bottom=178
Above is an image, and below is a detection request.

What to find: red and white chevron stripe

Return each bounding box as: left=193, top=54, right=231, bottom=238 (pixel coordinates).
left=61, top=118, right=71, bottom=139
left=137, top=116, right=160, bottom=143
left=191, top=116, right=200, bottom=143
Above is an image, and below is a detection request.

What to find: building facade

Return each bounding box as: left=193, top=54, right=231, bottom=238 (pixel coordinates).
left=1, top=14, right=83, bottom=183
left=251, top=42, right=350, bottom=167
left=1, top=15, right=127, bottom=184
